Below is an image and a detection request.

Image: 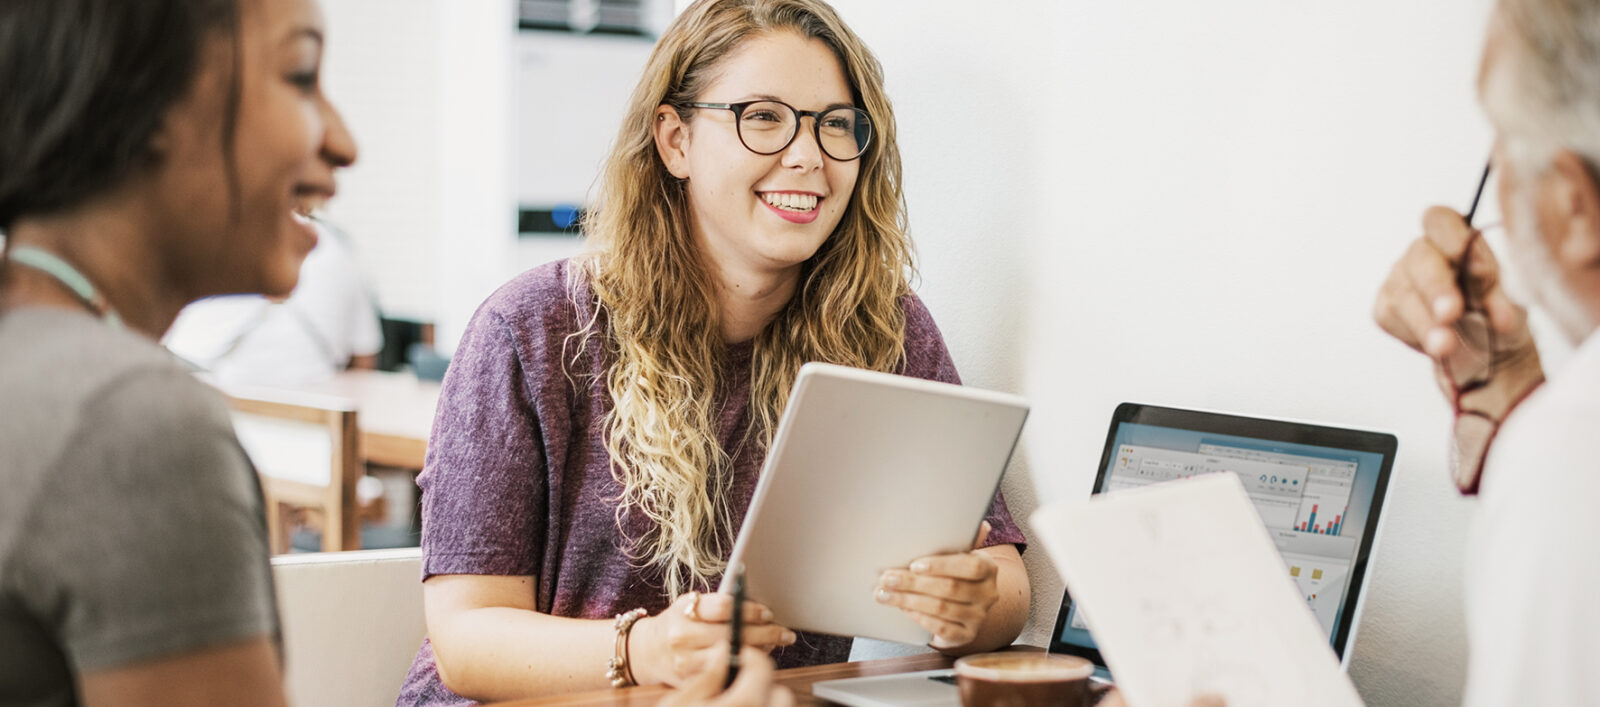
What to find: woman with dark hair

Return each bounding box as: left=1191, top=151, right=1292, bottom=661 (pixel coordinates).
left=0, top=0, right=355, bottom=704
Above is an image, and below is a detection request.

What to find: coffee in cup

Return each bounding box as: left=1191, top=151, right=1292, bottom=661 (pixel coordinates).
left=953, top=652, right=1096, bottom=707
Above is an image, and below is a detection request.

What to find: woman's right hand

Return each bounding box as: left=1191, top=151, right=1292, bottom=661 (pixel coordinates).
left=630, top=591, right=798, bottom=687
left=659, top=645, right=794, bottom=707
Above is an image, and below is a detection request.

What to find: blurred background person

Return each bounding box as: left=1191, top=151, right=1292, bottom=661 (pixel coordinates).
left=163, top=218, right=383, bottom=387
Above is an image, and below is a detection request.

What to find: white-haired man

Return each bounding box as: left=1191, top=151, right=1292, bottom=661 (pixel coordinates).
left=1375, top=0, right=1600, bottom=703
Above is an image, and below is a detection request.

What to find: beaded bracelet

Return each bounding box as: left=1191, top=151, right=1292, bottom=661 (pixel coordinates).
left=605, top=608, right=650, bottom=688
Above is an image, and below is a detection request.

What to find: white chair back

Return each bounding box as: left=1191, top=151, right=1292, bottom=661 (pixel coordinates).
left=272, top=548, right=425, bottom=707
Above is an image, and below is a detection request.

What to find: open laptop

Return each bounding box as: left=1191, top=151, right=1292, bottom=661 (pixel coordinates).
left=812, top=403, right=1396, bottom=706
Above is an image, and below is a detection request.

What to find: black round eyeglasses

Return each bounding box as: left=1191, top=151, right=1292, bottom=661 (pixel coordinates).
left=686, top=100, right=872, bottom=161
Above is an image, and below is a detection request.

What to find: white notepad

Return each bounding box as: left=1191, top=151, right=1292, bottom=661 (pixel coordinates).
left=1030, top=473, right=1363, bottom=707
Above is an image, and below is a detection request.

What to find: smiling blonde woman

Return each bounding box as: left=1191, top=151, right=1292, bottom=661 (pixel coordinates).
left=400, top=1, right=1031, bottom=704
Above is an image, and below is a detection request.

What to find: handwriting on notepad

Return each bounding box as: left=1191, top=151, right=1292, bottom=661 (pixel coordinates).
left=1032, top=473, right=1364, bottom=707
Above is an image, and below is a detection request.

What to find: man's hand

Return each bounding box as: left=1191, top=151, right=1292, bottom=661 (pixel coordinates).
left=1374, top=206, right=1543, bottom=414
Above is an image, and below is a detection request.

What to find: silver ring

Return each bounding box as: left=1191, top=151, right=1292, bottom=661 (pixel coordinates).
left=683, top=591, right=702, bottom=621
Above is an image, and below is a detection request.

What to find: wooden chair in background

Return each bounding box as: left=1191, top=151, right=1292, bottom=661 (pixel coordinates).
left=221, top=389, right=362, bottom=554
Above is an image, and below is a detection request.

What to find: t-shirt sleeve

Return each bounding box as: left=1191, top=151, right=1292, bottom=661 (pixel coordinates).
left=418, top=306, right=548, bottom=579
left=8, top=369, right=277, bottom=671
left=897, top=294, right=1028, bottom=552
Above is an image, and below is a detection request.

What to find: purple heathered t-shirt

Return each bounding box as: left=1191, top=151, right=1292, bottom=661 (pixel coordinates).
left=396, top=260, right=1026, bottom=706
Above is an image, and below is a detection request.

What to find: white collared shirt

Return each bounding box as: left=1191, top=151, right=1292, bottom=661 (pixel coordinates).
left=1462, top=331, right=1600, bottom=706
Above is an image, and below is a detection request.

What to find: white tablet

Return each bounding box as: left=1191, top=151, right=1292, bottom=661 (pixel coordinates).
left=720, top=362, right=1029, bottom=645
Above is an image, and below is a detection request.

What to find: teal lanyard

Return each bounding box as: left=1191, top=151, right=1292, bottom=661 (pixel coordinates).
left=7, top=246, right=125, bottom=330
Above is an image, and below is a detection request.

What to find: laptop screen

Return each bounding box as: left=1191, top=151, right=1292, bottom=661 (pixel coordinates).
left=1048, top=403, right=1396, bottom=669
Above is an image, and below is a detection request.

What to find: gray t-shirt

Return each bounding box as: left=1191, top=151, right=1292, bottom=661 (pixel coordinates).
left=0, top=308, right=278, bottom=707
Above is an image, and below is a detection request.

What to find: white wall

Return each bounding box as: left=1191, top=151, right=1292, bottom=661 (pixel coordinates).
left=320, top=0, right=519, bottom=351
left=322, top=2, right=654, bottom=351
left=828, top=1, right=1505, bottom=705
left=432, top=0, right=519, bottom=353
left=318, top=0, right=441, bottom=323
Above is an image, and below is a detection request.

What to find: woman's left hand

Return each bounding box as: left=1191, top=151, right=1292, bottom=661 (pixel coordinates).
left=874, top=522, right=1001, bottom=650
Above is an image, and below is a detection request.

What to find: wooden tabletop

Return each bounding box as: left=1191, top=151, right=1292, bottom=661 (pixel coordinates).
left=489, top=653, right=956, bottom=707
left=211, top=369, right=441, bottom=469
left=290, top=369, right=441, bottom=468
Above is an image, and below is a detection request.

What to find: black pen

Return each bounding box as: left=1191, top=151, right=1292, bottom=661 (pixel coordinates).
left=725, top=565, right=746, bottom=690
left=1460, top=158, right=1493, bottom=302
left=1465, top=159, right=1492, bottom=226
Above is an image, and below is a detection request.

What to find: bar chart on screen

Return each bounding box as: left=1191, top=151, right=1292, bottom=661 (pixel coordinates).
left=1294, top=504, right=1349, bottom=535
left=1289, top=467, right=1355, bottom=537
left=1194, top=443, right=1360, bottom=540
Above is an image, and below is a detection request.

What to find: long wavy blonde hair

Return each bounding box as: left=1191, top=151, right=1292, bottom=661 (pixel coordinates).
left=571, top=0, right=915, bottom=597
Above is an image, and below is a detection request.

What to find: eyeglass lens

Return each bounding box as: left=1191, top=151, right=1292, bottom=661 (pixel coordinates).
left=736, top=101, right=871, bottom=160
left=1445, top=310, right=1493, bottom=390
left=1452, top=412, right=1495, bottom=492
